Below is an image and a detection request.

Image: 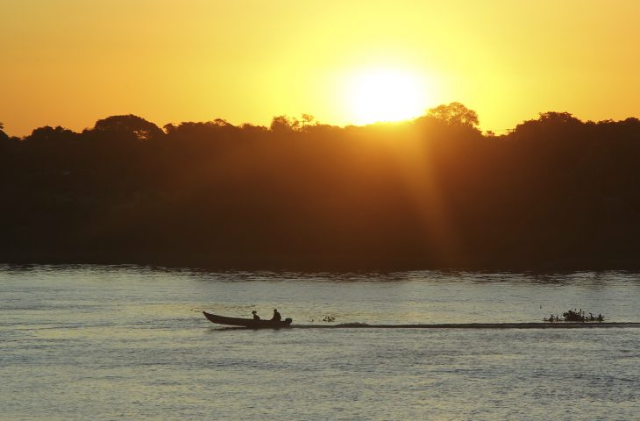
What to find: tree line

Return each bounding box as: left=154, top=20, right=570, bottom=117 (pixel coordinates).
left=2, top=103, right=640, bottom=270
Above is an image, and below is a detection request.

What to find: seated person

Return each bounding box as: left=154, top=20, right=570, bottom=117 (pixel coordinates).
left=271, top=309, right=282, bottom=321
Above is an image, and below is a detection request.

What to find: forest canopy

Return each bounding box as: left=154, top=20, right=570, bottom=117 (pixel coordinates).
left=2, top=103, right=640, bottom=271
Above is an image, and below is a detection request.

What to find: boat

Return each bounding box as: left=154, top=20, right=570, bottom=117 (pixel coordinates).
left=203, top=311, right=293, bottom=328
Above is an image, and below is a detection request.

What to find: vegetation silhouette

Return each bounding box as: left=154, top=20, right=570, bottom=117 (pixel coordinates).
left=2, top=103, right=640, bottom=271
left=544, top=309, right=604, bottom=323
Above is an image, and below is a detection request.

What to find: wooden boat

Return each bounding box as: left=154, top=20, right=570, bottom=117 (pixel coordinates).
left=203, top=311, right=292, bottom=328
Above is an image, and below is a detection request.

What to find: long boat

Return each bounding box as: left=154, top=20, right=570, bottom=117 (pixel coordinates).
left=203, top=311, right=292, bottom=328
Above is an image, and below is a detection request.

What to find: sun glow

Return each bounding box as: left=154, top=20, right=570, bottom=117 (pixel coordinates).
left=346, top=69, right=429, bottom=125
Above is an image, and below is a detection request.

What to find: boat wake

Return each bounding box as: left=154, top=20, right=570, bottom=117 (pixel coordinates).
left=264, top=322, right=640, bottom=330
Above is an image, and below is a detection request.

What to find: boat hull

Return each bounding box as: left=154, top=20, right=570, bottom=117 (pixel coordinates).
left=203, top=311, right=292, bottom=328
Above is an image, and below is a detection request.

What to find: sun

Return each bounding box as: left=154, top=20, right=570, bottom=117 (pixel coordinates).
left=346, top=68, right=428, bottom=125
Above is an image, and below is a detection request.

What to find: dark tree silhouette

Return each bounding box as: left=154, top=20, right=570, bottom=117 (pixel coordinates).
left=24, top=125, right=79, bottom=145
left=3, top=105, right=640, bottom=271
left=270, top=115, right=300, bottom=132
left=89, top=114, right=165, bottom=141
left=426, top=102, right=480, bottom=127
left=0, top=122, right=8, bottom=143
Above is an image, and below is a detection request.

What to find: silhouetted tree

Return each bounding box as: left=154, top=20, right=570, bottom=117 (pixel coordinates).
left=270, top=115, right=300, bottom=132
left=90, top=114, right=164, bottom=141
left=300, top=114, right=315, bottom=128
left=3, top=105, right=640, bottom=271
left=24, top=125, right=79, bottom=145
left=426, top=102, right=479, bottom=127
left=512, top=111, right=582, bottom=134
left=0, top=122, right=8, bottom=142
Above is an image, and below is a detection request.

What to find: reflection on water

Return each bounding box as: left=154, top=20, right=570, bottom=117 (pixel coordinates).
left=1, top=265, right=640, bottom=420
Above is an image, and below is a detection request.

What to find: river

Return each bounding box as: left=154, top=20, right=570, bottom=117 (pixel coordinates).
left=2, top=265, right=640, bottom=420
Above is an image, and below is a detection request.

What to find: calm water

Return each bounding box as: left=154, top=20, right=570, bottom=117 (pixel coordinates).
left=2, top=265, right=640, bottom=420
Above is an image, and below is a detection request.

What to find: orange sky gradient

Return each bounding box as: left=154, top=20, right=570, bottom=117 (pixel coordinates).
left=2, top=0, right=640, bottom=136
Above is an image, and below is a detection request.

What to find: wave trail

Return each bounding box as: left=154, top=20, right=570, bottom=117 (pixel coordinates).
left=290, top=322, right=640, bottom=329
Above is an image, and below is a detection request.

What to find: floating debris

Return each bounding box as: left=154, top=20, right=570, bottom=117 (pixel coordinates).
left=544, top=309, right=604, bottom=322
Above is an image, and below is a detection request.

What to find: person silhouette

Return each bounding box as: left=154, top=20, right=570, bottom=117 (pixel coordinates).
left=272, top=309, right=282, bottom=322
left=252, top=310, right=260, bottom=321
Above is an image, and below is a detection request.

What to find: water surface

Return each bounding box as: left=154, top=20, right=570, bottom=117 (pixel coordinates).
left=2, top=266, right=640, bottom=419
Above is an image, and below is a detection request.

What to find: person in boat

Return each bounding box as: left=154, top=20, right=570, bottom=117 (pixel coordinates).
left=252, top=310, right=260, bottom=321
left=271, top=309, right=282, bottom=322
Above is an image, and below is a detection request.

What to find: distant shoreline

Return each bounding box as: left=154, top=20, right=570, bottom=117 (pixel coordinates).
left=277, top=322, right=640, bottom=329
left=3, top=251, right=640, bottom=273
left=4, top=112, right=640, bottom=274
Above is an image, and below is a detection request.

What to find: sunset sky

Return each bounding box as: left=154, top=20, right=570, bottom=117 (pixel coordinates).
left=2, top=0, right=640, bottom=136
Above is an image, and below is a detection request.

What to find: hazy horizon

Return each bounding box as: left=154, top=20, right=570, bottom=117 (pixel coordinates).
left=3, top=105, right=640, bottom=139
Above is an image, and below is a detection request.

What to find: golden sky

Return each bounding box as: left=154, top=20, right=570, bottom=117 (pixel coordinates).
left=2, top=0, right=640, bottom=136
